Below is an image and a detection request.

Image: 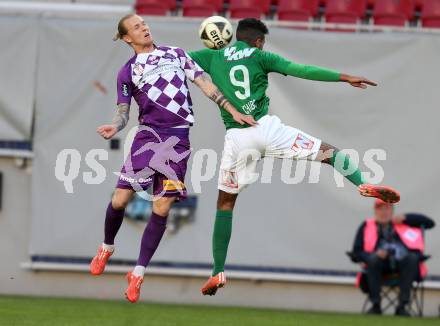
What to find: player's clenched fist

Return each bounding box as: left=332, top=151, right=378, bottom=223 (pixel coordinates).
left=97, top=124, right=118, bottom=139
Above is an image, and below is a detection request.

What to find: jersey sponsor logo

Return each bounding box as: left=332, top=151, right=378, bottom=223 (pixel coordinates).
left=121, top=83, right=129, bottom=97
left=224, top=47, right=256, bottom=61
left=135, top=64, right=180, bottom=89
left=242, top=99, right=256, bottom=114
left=119, top=174, right=152, bottom=184
left=291, top=133, right=314, bottom=151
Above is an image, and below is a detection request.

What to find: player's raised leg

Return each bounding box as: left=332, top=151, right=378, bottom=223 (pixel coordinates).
left=317, top=142, right=400, bottom=203
left=90, top=188, right=134, bottom=275
left=125, top=195, right=176, bottom=303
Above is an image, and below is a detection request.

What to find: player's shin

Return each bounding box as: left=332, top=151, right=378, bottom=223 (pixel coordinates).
left=104, top=202, right=125, bottom=247
left=212, top=210, right=233, bottom=276
left=134, top=212, right=168, bottom=277
left=329, top=151, right=365, bottom=187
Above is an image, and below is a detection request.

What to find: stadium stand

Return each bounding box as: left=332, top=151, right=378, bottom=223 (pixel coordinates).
left=76, top=0, right=134, bottom=4
left=277, top=0, right=320, bottom=22
left=421, top=0, right=440, bottom=27
left=229, top=0, right=265, bottom=18
left=415, top=0, right=425, bottom=10
left=182, top=0, right=217, bottom=17
left=325, top=0, right=367, bottom=24
left=5, top=0, right=440, bottom=29
left=135, top=0, right=174, bottom=15
left=373, top=0, right=414, bottom=26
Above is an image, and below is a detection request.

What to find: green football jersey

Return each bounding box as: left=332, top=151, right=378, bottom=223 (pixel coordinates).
left=189, top=41, right=340, bottom=130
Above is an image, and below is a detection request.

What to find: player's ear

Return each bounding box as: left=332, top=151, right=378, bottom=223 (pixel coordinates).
left=122, top=34, right=132, bottom=44
left=255, top=37, right=264, bottom=50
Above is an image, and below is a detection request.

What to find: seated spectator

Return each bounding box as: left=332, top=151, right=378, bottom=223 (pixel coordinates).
left=352, top=199, right=435, bottom=316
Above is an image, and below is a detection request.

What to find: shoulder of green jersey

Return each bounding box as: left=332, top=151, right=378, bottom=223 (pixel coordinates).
left=224, top=47, right=257, bottom=61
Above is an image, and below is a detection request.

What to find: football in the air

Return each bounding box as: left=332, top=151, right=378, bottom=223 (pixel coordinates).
left=199, top=16, right=233, bottom=50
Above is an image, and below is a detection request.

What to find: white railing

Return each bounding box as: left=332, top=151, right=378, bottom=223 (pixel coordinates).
left=21, top=260, right=440, bottom=289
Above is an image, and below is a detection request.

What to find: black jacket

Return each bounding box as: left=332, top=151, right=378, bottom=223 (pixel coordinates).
left=352, top=213, right=435, bottom=263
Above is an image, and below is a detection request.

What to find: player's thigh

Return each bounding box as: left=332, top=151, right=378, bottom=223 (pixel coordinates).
left=111, top=188, right=135, bottom=210
left=264, top=116, right=322, bottom=161
left=152, top=196, right=177, bottom=217
left=218, top=129, right=262, bottom=194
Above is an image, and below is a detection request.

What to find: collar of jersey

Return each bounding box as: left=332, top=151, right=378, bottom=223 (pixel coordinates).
left=232, top=41, right=252, bottom=49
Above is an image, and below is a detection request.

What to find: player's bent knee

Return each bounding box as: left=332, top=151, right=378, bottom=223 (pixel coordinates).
left=111, top=188, right=134, bottom=210
left=217, top=191, right=238, bottom=211
left=317, top=142, right=339, bottom=164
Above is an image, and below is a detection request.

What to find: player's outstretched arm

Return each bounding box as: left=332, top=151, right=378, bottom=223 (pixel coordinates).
left=286, top=63, right=377, bottom=89
left=97, top=103, right=130, bottom=139
left=263, top=52, right=377, bottom=89
left=193, top=75, right=258, bottom=126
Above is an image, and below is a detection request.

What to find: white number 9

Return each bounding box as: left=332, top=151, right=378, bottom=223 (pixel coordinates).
left=229, top=65, right=250, bottom=100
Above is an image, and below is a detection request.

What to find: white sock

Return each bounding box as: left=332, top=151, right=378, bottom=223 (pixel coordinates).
left=133, top=265, right=146, bottom=277
left=102, top=243, right=115, bottom=253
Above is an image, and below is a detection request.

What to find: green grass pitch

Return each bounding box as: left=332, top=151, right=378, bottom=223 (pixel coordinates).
left=0, top=296, right=437, bottom=326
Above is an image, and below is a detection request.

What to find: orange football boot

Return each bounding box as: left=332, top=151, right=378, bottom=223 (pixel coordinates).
left=358, top=184, right=400, bottom=203
left=125, top=271, right=144, bottom=303
left=90, top=245, right=113, bottom=275
left=201, top=272, right=226, bottom=296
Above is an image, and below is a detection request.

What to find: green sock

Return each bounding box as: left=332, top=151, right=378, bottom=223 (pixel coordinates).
left=212, top=210, right=233, bottom=276
left=329, top=151, right=365, bottom=186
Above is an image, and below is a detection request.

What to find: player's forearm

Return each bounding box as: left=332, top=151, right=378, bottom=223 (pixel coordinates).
left=111, top=103, right=130, bottom=132
left=284, top=62, right=340, bottom=82
left=194, top=75, right=236, bottom=114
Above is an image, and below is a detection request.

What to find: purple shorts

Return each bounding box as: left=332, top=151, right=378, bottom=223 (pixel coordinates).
left=116, top=126, right=190, bottom=200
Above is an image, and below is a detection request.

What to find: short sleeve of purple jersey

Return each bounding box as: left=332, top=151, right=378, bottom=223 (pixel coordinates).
left=175, top=48, right=204, bottom=82
left=116, top=65, right=133, bottom=105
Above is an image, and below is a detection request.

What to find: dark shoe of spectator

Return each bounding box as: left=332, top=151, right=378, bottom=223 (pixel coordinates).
left=395, top=304, right=411, bottom=317
left=367, top=303, right=382, bottom=315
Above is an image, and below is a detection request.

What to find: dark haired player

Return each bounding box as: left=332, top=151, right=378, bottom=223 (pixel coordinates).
left=188, top=18, right=400, bottom=295
left=89, top=14, right=256, bottom=303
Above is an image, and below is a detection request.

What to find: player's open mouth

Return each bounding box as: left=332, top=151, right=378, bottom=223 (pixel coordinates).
left=144, top=33, right=150, bottom=38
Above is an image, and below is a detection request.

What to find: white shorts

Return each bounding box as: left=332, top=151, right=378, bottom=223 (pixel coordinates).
left=218, top=115, right=322, bottom=194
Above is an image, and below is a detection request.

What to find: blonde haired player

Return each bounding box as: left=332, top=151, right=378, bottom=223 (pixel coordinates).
left=90, top=14, right=256, bottom=303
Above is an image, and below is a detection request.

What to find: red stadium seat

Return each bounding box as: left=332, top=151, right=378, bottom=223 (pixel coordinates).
left=229, top=0, right=264, bottom=18
left=415, top=0, right=425, bottom=10
left=373, top=0, right=414, bottom=26
left=277, top=0, right=320, bottom=21
left=166, top=0, right=177, bottom=10
left=421, top=0, right=440, bottom=27
left=135, top=0, right=175, bottom=15
left=261, top=0, right=272, bottom=14
left=182, top=0, right=216, bottom=17
left=325, top=0, right=367, bottom=24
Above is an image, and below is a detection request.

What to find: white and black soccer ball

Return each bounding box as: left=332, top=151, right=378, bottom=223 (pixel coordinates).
left=199, top=16, right=233, bottom=50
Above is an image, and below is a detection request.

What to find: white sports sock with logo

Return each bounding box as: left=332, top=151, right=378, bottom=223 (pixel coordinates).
left=102, top=243, right=115, bottom=252
left=133, top=265, right=146, bottom=277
